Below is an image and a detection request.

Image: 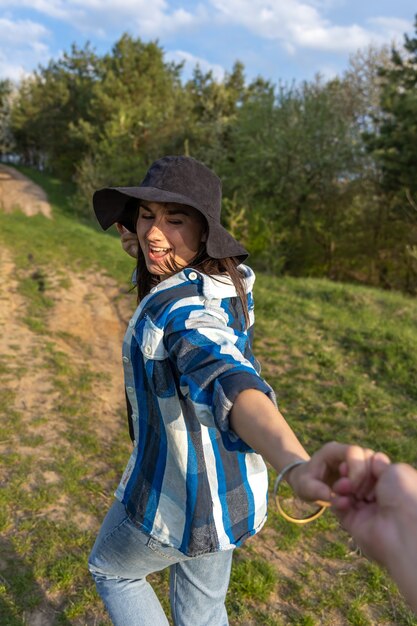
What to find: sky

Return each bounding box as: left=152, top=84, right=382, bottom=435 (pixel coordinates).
left=0, top=1, right=415, bottom=85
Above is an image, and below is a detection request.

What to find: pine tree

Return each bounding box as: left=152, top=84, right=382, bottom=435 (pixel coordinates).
left=366, top=15, right=417, bottom=196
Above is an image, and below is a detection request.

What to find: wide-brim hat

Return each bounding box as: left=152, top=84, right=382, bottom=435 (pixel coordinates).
left=93, top=155, right=248, bottom=262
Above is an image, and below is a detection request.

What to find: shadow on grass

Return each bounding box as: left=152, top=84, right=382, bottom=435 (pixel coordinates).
left=0, top=537, right=72, bottom=626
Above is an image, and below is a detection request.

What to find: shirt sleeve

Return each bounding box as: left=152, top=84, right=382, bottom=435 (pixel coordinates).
left=163, top=304, right=277, bottom=452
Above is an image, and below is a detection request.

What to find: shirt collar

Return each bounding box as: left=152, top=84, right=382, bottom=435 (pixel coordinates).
left=148, top=264, right=255, bottom=299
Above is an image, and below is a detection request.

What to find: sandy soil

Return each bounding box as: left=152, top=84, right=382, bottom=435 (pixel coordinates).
left=0, top=164, right=52, bottom=217
left=0, top=167, right=136, bottom=518
left=0, top=167, right=137, bottom=625
left=0, top=168, right=132, bottom=459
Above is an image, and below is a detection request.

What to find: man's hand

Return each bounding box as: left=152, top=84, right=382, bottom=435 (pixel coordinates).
left=116, top=223, right=139, bottom=258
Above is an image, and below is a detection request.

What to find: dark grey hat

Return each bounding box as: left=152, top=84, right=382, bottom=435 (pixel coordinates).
left=93, top=155, right=248, bottom=262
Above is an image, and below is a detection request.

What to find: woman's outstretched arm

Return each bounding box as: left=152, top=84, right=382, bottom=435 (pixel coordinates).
left=230, top=388, right=374, bottom=504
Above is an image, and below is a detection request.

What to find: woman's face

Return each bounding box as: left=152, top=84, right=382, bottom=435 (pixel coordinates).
left=136, top=202, right=207, bottom=276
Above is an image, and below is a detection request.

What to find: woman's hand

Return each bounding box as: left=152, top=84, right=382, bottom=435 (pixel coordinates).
left=288, top=442, right=376, bottom=505
left=116, top=223, right=139, bottom=259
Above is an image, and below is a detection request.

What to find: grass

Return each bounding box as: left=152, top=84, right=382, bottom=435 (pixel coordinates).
left=227, top=556, right=279, bottom=621
left=0, top=166, right=134, bottom=287
left=254, top=274, right=417, bottom=462
left=0, top=166, right=416, bottom=624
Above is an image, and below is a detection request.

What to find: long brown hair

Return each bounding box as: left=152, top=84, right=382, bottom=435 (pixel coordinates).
left=136, top=246, right=250, bottom=329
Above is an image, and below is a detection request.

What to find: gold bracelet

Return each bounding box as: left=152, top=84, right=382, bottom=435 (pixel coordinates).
left=273, top=460, right=330, bottom=525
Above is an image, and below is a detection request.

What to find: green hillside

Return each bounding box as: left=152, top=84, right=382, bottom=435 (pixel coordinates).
left=0, top=168, right=416, bottom=625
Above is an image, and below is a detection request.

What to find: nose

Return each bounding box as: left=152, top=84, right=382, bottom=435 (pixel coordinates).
left=145, top=219, right=164, bottom=241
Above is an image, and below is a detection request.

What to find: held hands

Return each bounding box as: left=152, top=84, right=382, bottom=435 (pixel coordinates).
left=116, top=223, right=139, bottom=259
left=286, top=445, right=417, bottom=613
left=287, top=442, right=378, bottom=507
left=332, top=455, right=417, bottom=565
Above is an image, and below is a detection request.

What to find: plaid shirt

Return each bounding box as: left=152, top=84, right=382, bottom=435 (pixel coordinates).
left=115, top=265, right=275, bottom=557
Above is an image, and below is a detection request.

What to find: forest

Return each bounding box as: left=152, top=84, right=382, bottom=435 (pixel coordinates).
left=1, top=15, right=417, bottom=293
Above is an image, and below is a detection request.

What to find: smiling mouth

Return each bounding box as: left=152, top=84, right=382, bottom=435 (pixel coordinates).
left=148, top=246, right=172, bottom=260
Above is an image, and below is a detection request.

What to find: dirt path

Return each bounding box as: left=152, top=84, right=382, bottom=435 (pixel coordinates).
left=0, top=166, right=133, bottom=504
left=0, top=166, right=131, bottom=437
left=0, top=168, right=137, bottom=624
left=0, top=262, right=132, bottom=447
left=0, top=164, right=52, bottom=217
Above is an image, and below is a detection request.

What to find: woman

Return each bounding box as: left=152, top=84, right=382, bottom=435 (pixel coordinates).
left=89, top=155, right=371, bottom=626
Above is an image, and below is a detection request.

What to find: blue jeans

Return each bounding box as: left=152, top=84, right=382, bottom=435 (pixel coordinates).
left=88, top=500, right=234, bottom=626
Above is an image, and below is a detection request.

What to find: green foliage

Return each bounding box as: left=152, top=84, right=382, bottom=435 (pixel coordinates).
left=366, top=15, right=417, bottom=195
left=184, top=61, right=254, bottom=166
left=219, top=77, right=362, bottom=275
left=5, top=19, right=417, bottom=293
left=73, top=35, right=191, bottom=214
left=0, top=79, right=14, bottom=156
left=361, top=16, right=417, bottom=291
left=11, top=43, right=100, bottom=177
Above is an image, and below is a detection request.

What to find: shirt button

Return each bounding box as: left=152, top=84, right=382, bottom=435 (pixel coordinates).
left=129, top=319, right=135, bottom=327
left=188, top=271, right=197, bottom=280
left=122, top=356, right=129, bottom=363
left=144, top=345, right=152, bottom=355
left=150, top=287, right=157, bottom=293
left=132, top=414, right=138, bottom=421
left=126, top=386, right=134, bottom=393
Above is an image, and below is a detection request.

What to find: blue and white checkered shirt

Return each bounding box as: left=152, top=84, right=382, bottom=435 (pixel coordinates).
left=115, top=265, right=276, bottom=556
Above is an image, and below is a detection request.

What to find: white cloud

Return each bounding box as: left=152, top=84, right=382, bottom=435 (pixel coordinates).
left=368, top=16, right=411, bottom=44
left=0, top=0, right=82, bottom=20
left=208, top=0, right=412, bottom=54
left=292, top=23, right=373, bottom=52
left=0, top=16, right=51, bottom=79
left=137, top=7, right=201, bottom=39
left=65, top=0, right=202, bottom=39
left=0, top=0, right=203, bottom=38
left=1, top=0, right=411, bottom=55
left=0, top=16, right=49, bottom=45
left=0, top=54, right=27, bottom=82
left=0, top=1, right=203, bottom=79
left=0, top=0, right=412, bottom=81
left=166, top=49, right=225, bottom=81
